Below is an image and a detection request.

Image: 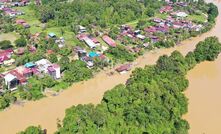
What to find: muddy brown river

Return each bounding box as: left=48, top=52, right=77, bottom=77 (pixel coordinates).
left=0, top=1, right=220, bottom=134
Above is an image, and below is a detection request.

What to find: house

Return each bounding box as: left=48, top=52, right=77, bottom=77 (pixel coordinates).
left=2, top=69, right=27, bottom=90
left=149, top=35, right=159, bottom=43
left=134, top=30, right=141, bottom=35
left=0, top=50, right=12, bottom=65
left=35, top=59, right=52, bottom=73
left=81, top=56, right=94, bottom=68
left=194, top=24, right=203, bottom=32
left=47, top=64, right=60, bottom=79
left=35, top=59, right=61, bottom=79
left=78, top=25, right=86, bottom=33
left=89, top=51, right=100, bottom=58
left=98, top=54, right=108, bottom=62
left=3, top=58, right=15, bottom=66
left=102, top=35, right=117, bottom=47
left=15, top=19, right=30, bottom=28
left=48, top=32, right=56, bottom=38
left=76, top=33, right=88, bottom=41
left=143, top=43, right=150, bottom=48
left=160, top=5, right=173, bottom=13
left=73, top=46, right=87, bottom=58
left=22, top=68, right=33, bottom=78
left=10, top=70, right=27, bottom=85
left=28, top=45, right=37, bottom=52
left=16, top=47, right=25, bottom=55
left=47, top=50, right=54, bottom=55
left=24, top=62, right=36, bottom=68
left=84, top=38, right=97, bottom=49
left=136, top=34, right=146, bottom=40
left=116, top=64, right=132, bottom=74
left=156, top=25, right=169, bottom=33
left=153, top=18, right=162, bottom=23
left=176, top=2, right=188, bottom=7
left=4, top=73, right=19, bottom=90
left=91, top=37, right=100, bottom=46
left=144, top=26, right=157, bottom=33
left=16, top=19, right=26, bottom=24
left=55, top=37, right=65, bottom=48
left=176, top=12, right=188, bottom=18
left=173, top=21, right=185, bottom=29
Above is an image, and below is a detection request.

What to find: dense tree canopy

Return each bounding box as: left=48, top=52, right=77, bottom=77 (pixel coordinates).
left=33, top=0, right=163, bottom=28
left=18, top=126, right=45, bottom=134
left=194, top=37, right=221, bottom=62
left=14, top=37, right=27, bottom=47
left=63, top=60, right=93, bottom=84
left=0, top=40, right=13, bottom=50
left=52, top=37, right=221, bottom=134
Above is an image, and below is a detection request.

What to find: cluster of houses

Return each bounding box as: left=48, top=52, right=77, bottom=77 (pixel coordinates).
left=0, top=59, right=60, bottom=91
left=0, top=0, right=29, bottom=17
left=73, top=45, right=109, bottom=68
left=47, top=32, right=66, bottom=48
left=0, top=0, right=29, bottom=6
left=74, top=26, right=112, bottom=68
left=0, top=6, right=23, bottom=17
left=117, top=2, right=204, bottom=45
left=118, top=25, right=147, bottom=42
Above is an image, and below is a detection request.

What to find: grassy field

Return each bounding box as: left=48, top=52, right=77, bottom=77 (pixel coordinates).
left=0, top=32, right=20, bottom=45
left=155, top=13, right=169, bottom=19
left=14, top=6, right=77, bottom=46
left=187, top=14, right=207, bottom=23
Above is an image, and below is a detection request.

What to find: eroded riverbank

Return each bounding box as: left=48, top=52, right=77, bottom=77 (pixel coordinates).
left=0, top=1, right=220, bottom=134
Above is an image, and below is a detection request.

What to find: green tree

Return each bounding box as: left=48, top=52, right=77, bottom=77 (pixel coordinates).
left=0, top=40, right=13, bottom=49
left=14, top=37, right=27, bottom=47
left=48, top=53, right=58, bottom=63
left=18, top=126, right=44, bottom=134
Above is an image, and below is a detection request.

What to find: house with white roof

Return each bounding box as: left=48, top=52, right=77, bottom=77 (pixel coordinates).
left=35, top=59, right=61, bottom=79
left=176, top=12, right=188, bottom=18
left=4, top=73, right=18, bottom=91
left=84, top=38, right=97, bottom=49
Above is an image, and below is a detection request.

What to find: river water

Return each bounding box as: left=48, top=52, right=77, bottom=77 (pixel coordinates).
left=0, top=1, right=220, bottom=134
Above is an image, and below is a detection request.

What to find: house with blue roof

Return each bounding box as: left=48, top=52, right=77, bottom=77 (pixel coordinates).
left=24, top=62, right=36, bottom=68
left=48, top=32, right=56, bottom=38
left=89, top=52, right=100, bottom=58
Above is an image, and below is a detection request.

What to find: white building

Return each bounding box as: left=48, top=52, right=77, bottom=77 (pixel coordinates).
left=176, top=12, right=188, bottom=18
left=84, top=38, right=97, bottom=49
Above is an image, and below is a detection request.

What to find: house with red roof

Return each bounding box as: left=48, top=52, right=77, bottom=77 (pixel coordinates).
left=102, top=35, right=117, bottom=47
left=0, top=49, right=13, bottom=65
left=2, top=69, right=27, bottom=91
left=116, top=64, right=132, bottom=74
left=15, top=19, right=30, bottom=28
left=160, top=5, right=173, bottom=13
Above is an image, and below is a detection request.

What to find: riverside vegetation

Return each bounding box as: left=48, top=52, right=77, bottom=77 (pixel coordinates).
left=0, top=0, right=218, bottom=111
left=19, top=36, right=221, bottom=133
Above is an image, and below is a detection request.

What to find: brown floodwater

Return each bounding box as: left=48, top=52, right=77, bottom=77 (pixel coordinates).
left=0, top=1, right=220, bottom=134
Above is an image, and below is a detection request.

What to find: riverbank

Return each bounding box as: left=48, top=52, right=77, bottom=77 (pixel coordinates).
left=0, top=1, right=220, bottom=134
left=0, top=18, right=219, bottom=134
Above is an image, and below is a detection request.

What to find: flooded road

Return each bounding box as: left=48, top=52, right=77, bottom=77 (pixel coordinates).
left=0, top=1, right=221, bottom=134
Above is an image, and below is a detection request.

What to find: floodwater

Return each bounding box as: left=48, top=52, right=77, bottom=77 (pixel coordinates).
left=0, top=1, right=220, bottom=134
left=183, top=1, right=221, bottom=134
